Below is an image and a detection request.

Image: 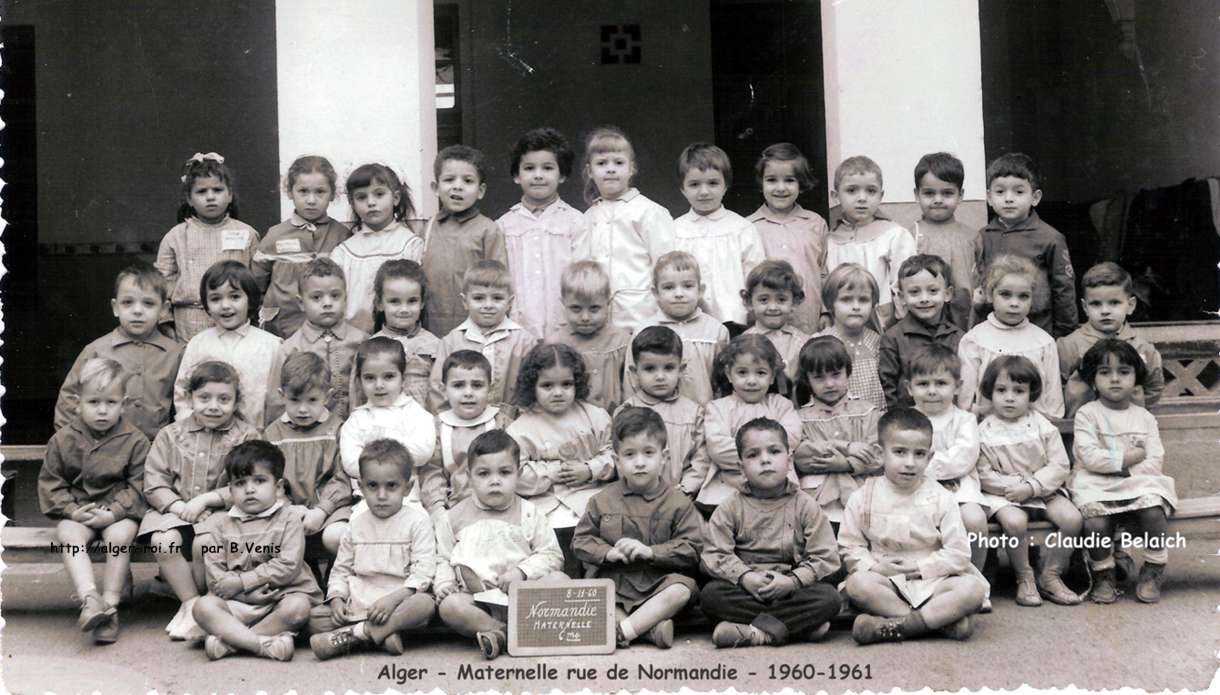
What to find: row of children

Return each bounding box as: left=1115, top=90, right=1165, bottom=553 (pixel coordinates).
left=42, top=127, right=1175, bottom=654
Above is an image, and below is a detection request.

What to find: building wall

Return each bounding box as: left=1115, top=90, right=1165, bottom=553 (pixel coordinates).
left=453, top=0, right=716, bottom=217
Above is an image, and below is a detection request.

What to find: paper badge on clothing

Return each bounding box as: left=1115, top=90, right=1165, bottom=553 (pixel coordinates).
left=275, top=238, right=303, bottom=254
left=222, top=228, right=251, bottom=251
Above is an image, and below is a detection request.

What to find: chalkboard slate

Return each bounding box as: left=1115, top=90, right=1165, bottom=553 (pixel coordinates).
left=508, top=578, right=617, bottom=656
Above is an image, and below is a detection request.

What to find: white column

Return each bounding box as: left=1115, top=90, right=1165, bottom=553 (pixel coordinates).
left=276, top=0, right=438, bottom=221
left=821, top=0, right=986, bottom=204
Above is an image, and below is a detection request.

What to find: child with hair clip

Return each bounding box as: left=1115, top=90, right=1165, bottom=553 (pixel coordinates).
left=879, top=254, right=966, bottom=410
left=499, top=127, right=583, bottom=340
left=262, top=352, right=352, bottom=557
left=700, top=417, right=842, bottom=648
left=958, top=254, right=1064, bottom=418
left=192, top=441, right=323, bottom=661
left=617, top=326, right=706, bottom=492
left=814, top=263, right=886, bottom=411
left=418, top=350, right=513, bottom=519
left=340, top=337, right=436, bottom=495
left=976, top=355, right=1082, bottom=606
left=429, top=260, right=538, bottom=413
left=309, top=439, right=437, bottom=660
left=156, top=152, right=260, bottom=341
left=330, top=163, right=424, bottom=334
left=572, top=125, right=676, bottom=333
left=840, top=409, right=988, bottom=645
left=907, top=345, right=990, bottom=602
left=275, top=257, right=367, bottom=420
left=435, top=430, right=566, bottom=660
left=173, top=261, right=283, bottom=428
left=791, top=335, right=881, bottom=524
left=1072, top=339, right=1177, bottom=604
left=684, top=334, right=802, bottom=511
left=623, top=251, right=729, bottom=406
left=253, top=154, right=351, bottom=339
left=825, top=156, right=917, bottom=328
left=507, top=343, right=617, bottom=578
left=55, top=262, right=184, bottom=442
left=673, top=142, right=766, bottom=326
left=40, top=358, right=149, bottom=644
left=141, top=360, right=261, bottom=639
left=742, top=260, right=811, bottom=387
left=422, top=145, right=509, bottom=338
left=547, top=260, right=631, bottom=413
left=574, top=407, right=702, bottom=649
left=748, top=143, right=829, bottom=335
left=368, top=259, right=439, bottom=408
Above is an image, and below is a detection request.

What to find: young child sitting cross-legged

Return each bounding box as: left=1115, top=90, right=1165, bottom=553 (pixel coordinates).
left=435, top=430, right=566, bottom=660
left=573, top=407, right=702, bottom=649
left=193, top=440, right=323, bottom=661
left=309, top=439, right=438, bottom=660
left=700, top=417, right=843, bottom=649
left=839, top=408, right=988, bottom=645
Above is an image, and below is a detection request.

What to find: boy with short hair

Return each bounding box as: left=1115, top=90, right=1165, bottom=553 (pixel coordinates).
left=55, top=262, right=184, bottom=441
left=826, top=156, right=917, bottom=327
left=1057, top=261, right=1164, bottom=418
left=418, top=350, right=513, bottom=518
left=192, top=440, right=323, bottom=661
left=309, top=439, right=437, bottom=660
left=423, top=144, right=510, bottom=337
left=878, top=254, right=965, bottom=410
left=624, top=251, right=729, bottom=405
left=839, top=409, right=988, bottom=645
left=700, top=417, right=842, bottom=648
left=40, top=358, right=149, bottom=644
left=434, top=430, right=566, bottom=660
left=275, top=257, right=367, bottom=420
left=617, top=326, right=705, bottom=492
left=909, top=152, right=982, bottom=308
left=978, top=153, right=1078, bottom=337
left=429, top=260, right=538, bottom=412
left=261, top=351, right=353, bottom=556
left=499, top=127, right=583, bottom=340
left=672, top=143, right=766, bottom=326
left=573, top=407, right=702, bottom=649
left=547, top=260, right=631, bottom=413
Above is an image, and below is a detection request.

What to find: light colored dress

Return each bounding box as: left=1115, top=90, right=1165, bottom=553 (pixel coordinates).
left=573, top=188, right=676, bottom=333
left=339, top=393, right=436, bottom=490
left=428, top=318, right=537, bottom=412
left=977, top=411, right=1072, bottom=514
left=433, top=496, right=565, bottom=590
left=508, top=401, right=616, bottom=528
left=369, top=325, right=440, bottom=410
left=326, top=503, right=435, bottom=621
left=925, top=406, right=986, bottom=506
left=615, top=394, right=705, bottom=491
left=744, top=324, right=810, bottom=384
left=155, top=215, right=261, bottom=341
left=687, top=393, right=802, bottom=507
left=794, top=394, right=881, bottom=522
left=623, top=310, right=728, bottom=406
left=329, top=221, right=424, bottom=333
left=748, top=204, right=829, bottom=334
left=825, top=218, right=916, bottom=310
left=673, top=207, right=765, bottom=324
left=958, top=313, right=1064, bottom=419
left=499, top=199, right=583, bottom=340
left=1070, top=401, right=1177, bottom=516
left=173, top=322, right=283, bottom=428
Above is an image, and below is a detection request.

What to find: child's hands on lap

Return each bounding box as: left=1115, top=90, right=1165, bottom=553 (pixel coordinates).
left=740, top=571, right=770, bottom=601
left=85, top=508, right=118, bottom=529
left=757, top=573, right=798, bottom=602
left=556, top=461, right=593, bottom=486
left=180, top=496, right=211, bottom=523
left=1004, top=481, right=1035, bottom=503
left=1122, top=442, right=1146, bottom=470
left=874, top=557, right=919, bottom=578
left=613, top=537, right=653, bottom=562
left=299, top=507, right=328, bottom=535
left=329, top=597, right=350, bottom=622
left=214, top=575, right=245, bottom=599
left=69, top=503, right=99, bottom=525
left=491, top=568, right=526, bottom=591
left=368, top=591, right=408, bottom=624
left=604, top=548, right=628, bottom=563
left=433, top=583, right=458, bottom=602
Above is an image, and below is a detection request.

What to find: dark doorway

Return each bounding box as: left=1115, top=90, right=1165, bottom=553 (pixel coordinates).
left=710, top=0, right=827, bottom=217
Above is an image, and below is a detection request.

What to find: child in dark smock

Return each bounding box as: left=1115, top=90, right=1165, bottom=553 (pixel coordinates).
left=573, top=407, right=701, bottom=649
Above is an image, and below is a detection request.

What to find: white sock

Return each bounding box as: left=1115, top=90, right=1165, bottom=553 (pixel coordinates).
left=354, top=622, right=372, bottom=642
left=619, top=618, right=639, bottom=642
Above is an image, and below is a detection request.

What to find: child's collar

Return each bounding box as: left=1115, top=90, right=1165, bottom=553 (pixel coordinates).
left=278, top=409, right=331, bottom=428
left=438, top=405, right=499, bottom=428
left=290, top=212, right=332, bottom=230
left=217, top=321, right=253, bottom=337
left=686, top=206, right=727, bottom=221
left=356, top=220, right=403, bottom=235
left=228, top=499, right=285, bottom=521
left=751, top=203, right=811, bottom=224
left=378, top=323, right=421, bottom=340
left=300, top=320, right=353, bottom=341
left=596, top=188, right=640, bottom=205
left=437, top=205, right=480, bottom=223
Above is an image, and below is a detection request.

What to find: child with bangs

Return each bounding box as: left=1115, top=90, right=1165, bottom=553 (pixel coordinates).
left=507, top=344, right=617, bottom=577
left=253, top=154, right=350, bottom=339
left=685, top=334, right=802, bottom=511
left=814, top=264, right=886, bottom=411
left=617, top=326, right=705, bottom=492
left=573, top=126, right=676, bottom=333
left=275, top=257, right=367, bottom=420
left=56, top=262, right=184, bottom=442
left=173, top=260, right=283, bottom=428
left=742, top=260, right=811, bottom=386
left=624, top=251, right=729, bottom=406
left=547, top=260, right=631, bottom=413
left=330, top=163, right=424, bottom=334
left=262, top=352, right=352, bottom=557
left=423, top=145, right=509, bottom=338
left=747, top=143, right=829, bottom=334
left=879, top=254, right=966, bottom=410
left=429, top=260, right=538, bottom=412
left=499, top=127, right=583, bottom=340
left=791, top=335, right=881, bottom=524
left=369, top=259, right=439, bottom=408
left=672, top=142, right=766, bottom=326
